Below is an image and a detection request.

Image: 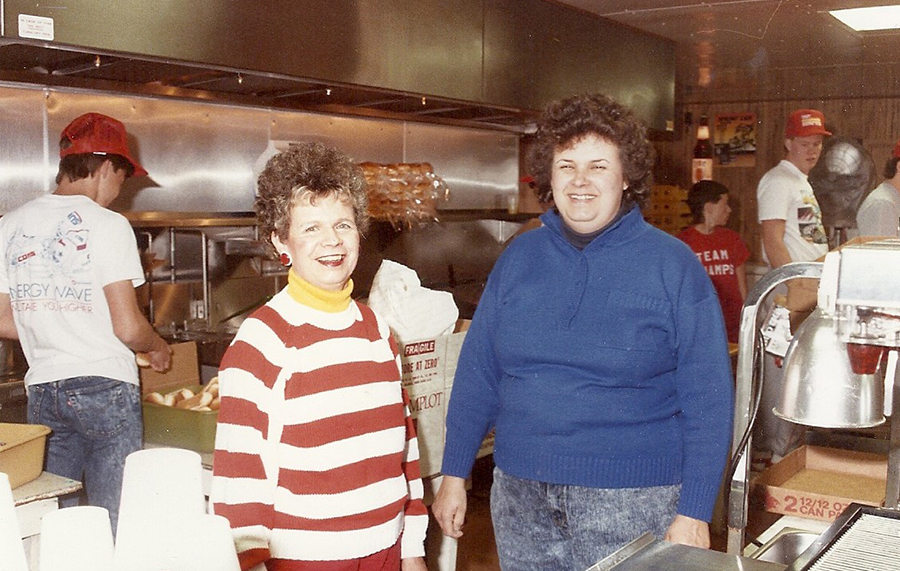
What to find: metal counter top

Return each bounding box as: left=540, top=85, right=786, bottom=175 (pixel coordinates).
left=586, top=535, right=786, bottom=571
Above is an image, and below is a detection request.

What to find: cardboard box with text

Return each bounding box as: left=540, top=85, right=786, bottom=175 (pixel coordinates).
left=750, top=445, right=887, bottom=521
left=399, top=320, right=494, bottom=478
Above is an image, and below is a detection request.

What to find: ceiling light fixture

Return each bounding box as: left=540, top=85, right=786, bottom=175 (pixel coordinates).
left=829, top=5, right=900, bottom=31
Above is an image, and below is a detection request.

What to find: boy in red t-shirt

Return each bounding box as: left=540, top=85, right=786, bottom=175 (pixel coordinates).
left=677, top=180, right=751, bottom=343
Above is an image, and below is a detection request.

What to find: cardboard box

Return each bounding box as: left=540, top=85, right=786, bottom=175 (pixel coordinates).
left=140, top=341, right=218, bottom=453
left=0, top=422, right=51, bottom=488
left=399, top=320, right=496, bottom=478
left=750, top=445, right=887, bottom=521
left=400, top=322, right=467, bottom=479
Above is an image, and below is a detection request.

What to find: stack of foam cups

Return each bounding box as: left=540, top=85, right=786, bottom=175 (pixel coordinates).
left=39, top=506, right=114, bottom=571
left=0, top=472, right=29, bottom=571
left=113, top=448, right=210, bottom=570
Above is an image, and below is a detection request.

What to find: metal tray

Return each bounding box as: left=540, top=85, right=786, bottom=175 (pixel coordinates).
left=785, top=503, right=900, bottom=571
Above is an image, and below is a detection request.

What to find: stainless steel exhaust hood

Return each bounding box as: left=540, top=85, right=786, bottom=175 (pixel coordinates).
left=0, top=0, right=674, bottom=132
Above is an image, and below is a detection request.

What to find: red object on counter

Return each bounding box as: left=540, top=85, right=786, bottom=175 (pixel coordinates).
left=847, top=343, right=885, bottom=375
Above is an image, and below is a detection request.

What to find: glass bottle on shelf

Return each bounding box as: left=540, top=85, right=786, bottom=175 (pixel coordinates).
left=692, top=115, right=713, bottom=184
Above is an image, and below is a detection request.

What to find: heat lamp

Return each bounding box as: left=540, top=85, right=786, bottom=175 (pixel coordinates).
left=726, top=239, right=900, bottom=554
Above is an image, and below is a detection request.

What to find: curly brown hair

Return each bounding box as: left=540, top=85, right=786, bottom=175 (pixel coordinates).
left=528, top=93, right=655, bottom=210
left=255, top=142, right=369, bottom=246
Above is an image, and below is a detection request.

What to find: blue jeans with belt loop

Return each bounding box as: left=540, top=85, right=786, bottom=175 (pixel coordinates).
left=27, top=376, right=143, bottom=535
left=490, top=467, right=680, bottom=571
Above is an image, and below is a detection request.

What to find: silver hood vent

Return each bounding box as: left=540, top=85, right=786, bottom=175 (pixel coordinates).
left=0, top=0, right=674, bottom=132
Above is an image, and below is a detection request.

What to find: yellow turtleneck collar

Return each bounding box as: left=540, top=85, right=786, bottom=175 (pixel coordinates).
left=286, top=269, right=353, bottom=313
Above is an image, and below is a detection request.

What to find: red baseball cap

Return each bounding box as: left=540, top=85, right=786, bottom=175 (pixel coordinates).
left=893, top=138, right=900, bottom=159
left=59, top=113, right=148, bottom=177
left=785, top=109, right=831, bottom=138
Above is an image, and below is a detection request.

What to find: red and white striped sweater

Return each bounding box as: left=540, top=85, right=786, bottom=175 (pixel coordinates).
left=210, top=288, right=428, bottom=570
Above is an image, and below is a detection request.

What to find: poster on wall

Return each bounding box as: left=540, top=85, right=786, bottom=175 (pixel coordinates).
left=714, top=113, right=756, bottom=167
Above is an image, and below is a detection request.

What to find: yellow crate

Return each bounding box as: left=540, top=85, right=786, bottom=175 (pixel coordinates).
left=0, top=423, right=51, bottom=488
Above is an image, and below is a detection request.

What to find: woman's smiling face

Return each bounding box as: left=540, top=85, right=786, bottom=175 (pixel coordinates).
left=273, top=190, right=360, bottom=291
left=551, top=134, right=628, bottom=234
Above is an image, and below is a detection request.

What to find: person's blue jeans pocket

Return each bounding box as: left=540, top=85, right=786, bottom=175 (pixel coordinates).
left=28, top=376, right=142, bottom=533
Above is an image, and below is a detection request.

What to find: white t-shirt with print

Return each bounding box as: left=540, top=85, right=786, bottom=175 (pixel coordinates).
left=757, top=159, right=829, bottom=265
left=0, top=194, right=145, bottom=387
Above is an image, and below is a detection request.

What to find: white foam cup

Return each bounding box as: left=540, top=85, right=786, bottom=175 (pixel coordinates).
left=0, top=472, right=29, bottom=571
left=39, top=505, right=114, bottom=571
left=114, top=448, right=205, bottom=569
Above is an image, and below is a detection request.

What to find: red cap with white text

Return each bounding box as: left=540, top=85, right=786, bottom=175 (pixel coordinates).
left=785, top=109, right=831, bottom=138
left=59, top=113, right=148, bottom=177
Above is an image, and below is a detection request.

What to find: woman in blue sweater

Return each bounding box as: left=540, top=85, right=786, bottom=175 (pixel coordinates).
left=432, top=93, right=734, bottom=570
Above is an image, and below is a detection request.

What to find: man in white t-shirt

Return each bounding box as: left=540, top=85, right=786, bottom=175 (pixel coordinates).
left=857, top=138, right=900, bottom=237
left=754, top=108, right=831, bottom=469
left=757, top=109, right=831, bottom=266
left=0, top=113, right=171, bottom=532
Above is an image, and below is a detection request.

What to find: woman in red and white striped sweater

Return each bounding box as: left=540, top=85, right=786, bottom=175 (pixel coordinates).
left=210, top=142, right=428, bottom=571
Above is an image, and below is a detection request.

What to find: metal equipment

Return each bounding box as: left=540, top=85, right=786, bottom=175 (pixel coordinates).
left=784, top=503, right=900, bottom=571
left=726, top=260, right=824, bottom=554
left=727, top=238, right=900, bottom=554
left=584, top=533, right=784, bottom=571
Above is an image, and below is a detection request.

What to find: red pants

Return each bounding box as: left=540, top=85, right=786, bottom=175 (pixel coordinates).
left=267, top=540, right=401, bottom=571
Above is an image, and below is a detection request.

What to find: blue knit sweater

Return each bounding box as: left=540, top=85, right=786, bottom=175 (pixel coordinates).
left=441, top=207, right=735, bottom=522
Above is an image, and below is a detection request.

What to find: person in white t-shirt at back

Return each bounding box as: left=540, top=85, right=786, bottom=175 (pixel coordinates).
left=753, top=108, right=831, bottom=470
left=0, top=113, right=171, bottom=533
left=857, top=138, right=900, bottom=237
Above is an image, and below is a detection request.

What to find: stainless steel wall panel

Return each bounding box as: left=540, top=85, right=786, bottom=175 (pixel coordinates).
left=0, top=86, right=49, bottom=213
left=2, top=1, right=674, bottom=125
left=267, top=111, right=406, bottom=166
left=2, top=0, right=486, bottom=103
left=349, top=0, right=485, bottom=102
left=484, top=0, right=676, bottom=131
left=405, top=122, right=519, bottom=210
left=1, top=83, right=519, bottom=215
left=47, top=91, right=268, bottom=212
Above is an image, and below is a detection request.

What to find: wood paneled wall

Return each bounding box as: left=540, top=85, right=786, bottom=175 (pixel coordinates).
left=654, top=62, right=900, bottom=263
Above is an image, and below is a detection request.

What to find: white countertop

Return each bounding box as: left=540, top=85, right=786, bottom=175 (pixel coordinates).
left=12, top=472, right=81, bottom=506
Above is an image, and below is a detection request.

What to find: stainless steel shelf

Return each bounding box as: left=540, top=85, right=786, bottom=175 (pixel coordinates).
left=124, top=211, right=258, bottom=228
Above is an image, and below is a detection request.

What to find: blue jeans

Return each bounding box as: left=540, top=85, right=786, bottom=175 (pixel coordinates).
left=27, top=376, right=142, bottom=534
left=490, top=467, right=679, bottom=571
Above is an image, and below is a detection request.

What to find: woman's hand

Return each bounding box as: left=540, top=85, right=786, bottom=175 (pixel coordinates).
left=401, top=556, right=428, bottom=571
left=664, top=515, right=710, bottom=549
left=431, top=475, right=467, bottom=538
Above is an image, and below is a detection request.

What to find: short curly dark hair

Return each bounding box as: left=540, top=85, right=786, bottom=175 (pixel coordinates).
left=255, top=142, right=369, bottom=246
left=528, top=93, right=655, bottom=210
left=686, top=180, right=729, bottom=224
